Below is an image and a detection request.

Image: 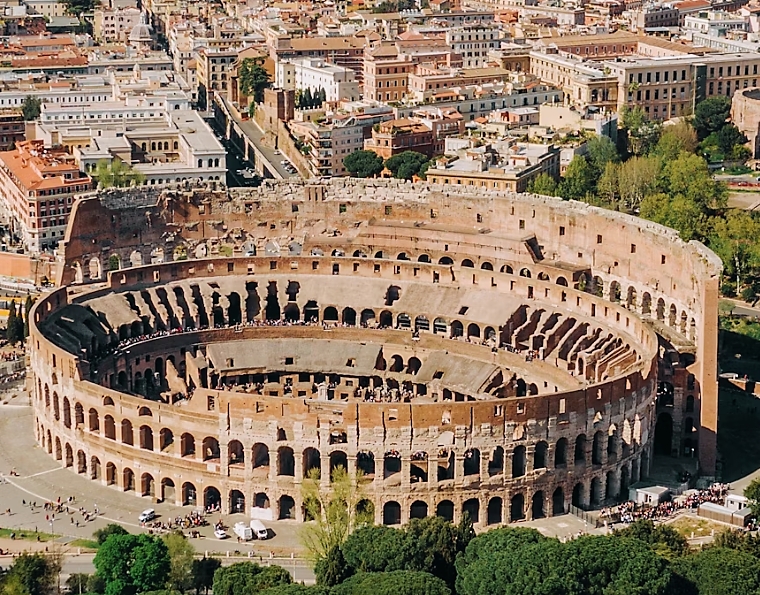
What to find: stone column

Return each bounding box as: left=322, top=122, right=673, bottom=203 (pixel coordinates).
left=294, top=452, right=303, bottom=484
left=320, top=454, right=330, bottom=487
left=525, top=446, right=535, bottom=473
left=220, top=443, right=229, bottom=477
left=268, top=448, right=278, bottom=482
left=401, top=457, right=411, bottom=489
left=479, top=451, right=489, bottom=480
left=505, top=451, right=514, bottom=479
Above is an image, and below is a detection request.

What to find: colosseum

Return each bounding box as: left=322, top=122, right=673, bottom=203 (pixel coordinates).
left=28, top=179, right=721, bottom=527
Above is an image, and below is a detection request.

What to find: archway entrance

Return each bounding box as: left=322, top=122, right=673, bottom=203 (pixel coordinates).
left=654, top=413, right=673, bottom=456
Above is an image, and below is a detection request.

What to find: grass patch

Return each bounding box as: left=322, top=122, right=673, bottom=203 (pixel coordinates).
left=667, top=516, right=724, bottom=539
left=69, top=539, right=99, bottom=550
left=723, top=165, right=753, bottom=175
left=0, top=528, right=58, bottom=542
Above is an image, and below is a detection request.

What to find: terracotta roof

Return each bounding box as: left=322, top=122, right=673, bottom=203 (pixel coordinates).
left=288, top=36, right=366, bottom=51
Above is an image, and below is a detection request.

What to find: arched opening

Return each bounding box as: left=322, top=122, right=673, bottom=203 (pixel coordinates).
left=342, top=307, right=357, bottom=326
left=139, top=425, right=153, bottom=450
left=464, top=448, right=480, bottom=476
left=531, top=491, right=545, bottom=519
left=76, top=450, right=86, bottom=474
left=329, top=451, right=348, bottom=480
left=396, top=313, right=411, bottom=328
left=182, top=482, right=197, bottom=506
left=121, top=420, right=133, bottom=445
left=461, top=259, right=474, bottom=268
left=537, top=272, right=549, bottom=281
left=384, top=451, right=401, bottom=479
left=487, top=497, right=502, bottom=525
left=669, top=304, right=677, bottom=327
left=55, top=437, right=62, bottom=460
left=204, top=486, right=221, bottom=511
left=283, top=303, right=300, bottom=322
left=379, top=310, right=393, bottom=328
left=552, top=487, right=565, bottom=515
left=686, top=395, right=695, bottom=412
left=303, top=447, right=321, bottom=478
left=390, top=354, right=404, bottom=372
left=410, top=500, right=428, bottom=519
left=436, top=500, right=454, bottom=521
left=106, top=462, right=116, bottom=486
left=642, top=292, right=652, bottom=315
left=414, top=316, right=430, bottom=332
left=609, top=281, right=621, bottom=303
left=519, top=268, right=531, bottom=278
left=626, top=286, right=637, bottom=309
left=572, top=483, right=585, bottom=508
left=141, top=473, right=155, bottom=498
left=555, top=438, right=567, bottom=467
left=230, top=490, right=245, bottom=514
left=277, top=446, right=295, bottom=476
left=123, top=467, right=135, bottom=491
left=591, top=477, right=602, bottom=505
left=488, top=446, right=504, bottom=476
left=180, top=433, right=195, bottom=457
left=467, top=323, right=480, bottom=339
left=202, top=437, right=220, bottom=461
left=383, top=501, right=401, bottom=525
left=88, top=408, right=99, bottom=432
left=159, top=428, right=174, bottom=452
left=357, top=451, right=375, bottom=478
left=534, top=441, right=548, bottom=469
left=463, top=498, right=481, bottom=526
left=450, top=320, right=464, bottom=338
left=62, top=397, right=71, bottom=428
left=592, top=431, right=604, bottom=465
left=161, top=478, right=175, bottom=502
left=433, top=317, right=447, bottom=334
left=654, top=413, right=673, bottom=456
left=556, top=276, right=568, bottom=286
left=360, top=309, right=376, bottom=326
left=252, top=443, right=270, bottom=470
left=481, top=261, right=494, bottom=271
left=228, top=440, right=244, bottom=466
left=279, top=495, right=295, bottom=520
left=406, top=356, right=422, bottom=374
left=512, top=445, right=526, bottom=477
left=323, top=306, right=339, bottom=323
left=574, top=434, right=587, bottom=465
left=500, top=264, right=514, bottom=274
left=417, top=254, right=431, bottom=263
left=510, top=493, right=525, bottom=522
left=438, top=256, right=453, bottom=265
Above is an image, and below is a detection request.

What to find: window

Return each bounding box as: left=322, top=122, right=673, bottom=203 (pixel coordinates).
left=631, top=244, right=636, bottom=254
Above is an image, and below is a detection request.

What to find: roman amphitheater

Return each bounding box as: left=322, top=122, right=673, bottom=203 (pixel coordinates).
left=28, top=179, right=721, bottom=527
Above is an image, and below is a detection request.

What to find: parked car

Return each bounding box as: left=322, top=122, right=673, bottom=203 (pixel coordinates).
left=138, top=509, right=156, bottom=523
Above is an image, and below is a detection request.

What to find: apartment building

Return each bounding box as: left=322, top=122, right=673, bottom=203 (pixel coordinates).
left=606, top=52, right=760, bottom=119
left=93, top=6, right=142, bottom=43
left=425, top=143, right=560, bottom=192
left=628, top=4, right=680, bottom=32
left=683, top=10, right=748, bottom=34
left=271, top=36, right=367, bottom=83
left=407, top=66, right=513, bottom=99
left=445, top=24, right=501, bottom=68
left=0, top=139, right=93, bottom=252
left=276, top=58, right=359, bottom=102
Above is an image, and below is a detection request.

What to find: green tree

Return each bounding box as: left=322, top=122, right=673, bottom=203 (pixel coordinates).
left=526, top=172, right=557, bottom=196
left=640, top=192, right=707, bottom=241
left=744, top=477, right=760, bottom=517
left=664, top=152, right=726, bottom=212
left=655, top=121, right=698, bottom=160
left=716, top=124, right=749, bottom=155
left=94, top=534, right=170, bottom=595
left=87, top=574, right=106, bottom=594
left=93, top=524, right=129, bottom=546
left=693, top=96, right=731, bottom=140
left=190, top=558, right=220, bottom=595
left=5, top=553, right=59, bottom=595
left=330, top=571, right=450, bottom=595
left=302, top=88, right=313, bottom=109
left=238, top=59, right=272, bottom=104
left=620, top=105, right=661, bottom=155
left=710, top=211, right=760, bottom=291
left=94, top=160, right=145, bottom=189
left=672, top=547, right=760, bottom=595
left=162, top=533, right=194, bottom=593
left=596, top=161, right=620, bottom=207
left=614, top=519, right=688, bottom=558
left=6, top=301, right=21, bottom=346
left=343, top=150, right=384, bottom=178
left=211, top=563, right=291, bottom=595
left=558, top=155, right=595, bottom=200
left=65, top=574, right=90, bottom=595
left=21, top=96, right=41, bottom=121
left=617, top=155, right=662, bottom=211
left=301, top=466, right=372, bottom=565
left=259, top=587, right=328, bottom=595
left=586, top=135, right=619, bottom=178
left=313, top=546, right=350, bottom=587
left=384, top=151, right=429, bottom=180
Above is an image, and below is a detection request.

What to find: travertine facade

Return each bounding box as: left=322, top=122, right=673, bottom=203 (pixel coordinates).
left=29, top=179, right=721, bottom=526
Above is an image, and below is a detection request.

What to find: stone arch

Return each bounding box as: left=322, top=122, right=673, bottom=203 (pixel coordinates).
left=141, top=473, right=155, bottom=497
left=556, top=276, right=568, bottom=286
left=417, top=254, right=431, bottom=263
left=252, top=443, right=270, bottom=470
left=450, top=320, right=464, bottom=337
left=88, top=408, right=99, bottom=432
left=654, top=412, right=673, bottom=456
left=130, top=250, right=143, bottom=267
left=500, top=264, right=513, bottom=274
left=342, top=307, right=357, bottom=326
left=76, top=449, right=86, bottom=474
left=53, top=392, right=60, bottom=420
left=641, top=292, right=652, bottom=315
left=180, top=433, right=195, bottom=457
left=436, top=500, right=454, bottom=521
left=383, top=501, right=402, bottom=525
left=139, top=425, right=153, bottom=450
left=487, top=497, right=502, bottom=525
left=531, top=491, right=545, bottom=519
left=357, top=451, right=375, bottom=477
left=512, top=445, right=526, bottom=477
left=467, top=323, right=481, bottom=339
left=228, top=440, right=244, bottom=465
left=106, top=462, right=116, bottom=486
left=591, top=477, right=602, bottom=505
left=89, top=257, right=102, bottom=280
left=464, top=448, right=480, bottom=476
left=279, top=495, right=295, bottom=520
left=230, top=490, right=245, bottom=514
left=519, top=267, right=531, bottom=278
left=489, top=446, right=504, bottom=476
left=278, top=446, right=295, bottom=476
left=626, top=286, right=637, bottom=309
left=303, top=447, right=321, bottom=478
left=410, top=500, right=428, bottom=519
left=572, top=482, right=585, bottom=508
left=360, top=308, right=376, bottom=326
left=204, top=486, right=221, bottom=510
left=680, top=310, right=688, bottom=335
left=481, top=261, right=494, bottom=271
left=202, top=437, right=220, bottom=461
left=159, top=428, right=174, bottom=452
left=438, top=256, right=454, bottom=265
left=534, top=441, right=548, bottom=469
left=555, top=437, right=568, bottom=467
left=323, top=306, right=339, bottom=322
left=55, top=437, right=62, bottom=460
left=62, top=397, right=71, bottom=428
left=329, top=450, right=348, bottom=480
left=461, top=259, right=474, bottom=268
left=609, top=281, right=621, bottom=302
left=668, top=304, right=677, bottom=327
left=510, top=493, right=525, bottom=521
left=592, top=431, right=604, bottom=465
left=537, top=272, right=550, bottom=281
left=463, top=498, right=480, bottom=523
left=121, top=419, right=133, bottom=445
left=161, top=477, right=175, bottom=502
left=552, top=487, right=565, bottom=515
left=123, top=467, right=135, bottom=491
left=574, top=434, right=587, bottom=464
left=182, top=482, right=197, bottom=505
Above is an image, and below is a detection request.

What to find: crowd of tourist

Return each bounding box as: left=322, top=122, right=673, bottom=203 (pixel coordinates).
left=0, top=369, right=25, bottom=385
left=143, top=510, right=209, bottom=533
left=600, top=483, right=731, bottom=524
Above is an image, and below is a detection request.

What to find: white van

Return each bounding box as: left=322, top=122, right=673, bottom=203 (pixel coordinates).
left=138, top=509, right=156, bottom=523
left=250, top=519, right=269, bottom=539
left=233, top=522, right=253, bottom=541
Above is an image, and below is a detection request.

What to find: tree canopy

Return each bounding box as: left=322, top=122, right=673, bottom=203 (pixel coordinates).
left=94, top=533, right=170, bottom=595
left=693, top=96, right=732, bottom=140
left=211, top=562, right=291, bottom=595
left=330, top=571, right=450, bottom=595
left=94, top=160, right=145, bottom=189
left=238, top=59, right=272, bottom=104
left=21, top=96, right=41, bottom=121
left=343, top=150, right=384, bottom=178
left=384, top=151, right=430, bottom=180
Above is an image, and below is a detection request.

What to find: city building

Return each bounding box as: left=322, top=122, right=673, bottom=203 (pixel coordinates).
left=0, top=139, right=92, bottom=252
left=276, top=58, right=359, bottom=102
